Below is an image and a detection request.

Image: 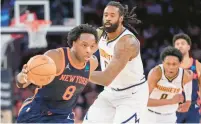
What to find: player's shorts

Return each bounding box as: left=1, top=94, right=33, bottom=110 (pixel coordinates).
left=140, top=109, right=177, bottom=123
left=176, top=103, right=200, bottom=123
left=83, top=81, right=149, bottom=123
left=16, top=97, right=75, bottom=123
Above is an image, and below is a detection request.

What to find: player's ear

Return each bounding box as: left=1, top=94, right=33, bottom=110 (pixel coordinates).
left=72, top=41, right=77, bottom=47
left=187, top=45, right=190, bottom=51
left=120, top=16, right=123, bottom=23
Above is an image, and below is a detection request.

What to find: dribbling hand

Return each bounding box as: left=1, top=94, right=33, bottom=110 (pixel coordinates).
left=18, top=64, right=30, bottom=83
left=171, top=94, right=184, bottom=104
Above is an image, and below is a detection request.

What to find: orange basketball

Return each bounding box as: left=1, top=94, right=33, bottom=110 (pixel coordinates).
left=27, top=55, right=56, bottom=86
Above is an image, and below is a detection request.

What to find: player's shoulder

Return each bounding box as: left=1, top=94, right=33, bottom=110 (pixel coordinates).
left=196, top=60, right=201, bottom=69
left=118, top=30, right=139, bottom=49
left=96, top=27, right=104, bottom=40
left=90, top=55, right=98, bottom=72
left=44, top=48, right=65, bottom=63
left=151, top=65, right=162, bottom=75
left=147, top=65, right=162, bottom=82
left=195, top=60, right=201, bottom=77
left=116, top=33, right=139, bottom=52
left=45, top=48, right=64, bottom=56
left=97, top=26, right=104, bottom=31
left=90, top=55, right=98, bottom=61
left=183, top=69, right=193, bottom=83
left=148, top=65, right=162, bottom=77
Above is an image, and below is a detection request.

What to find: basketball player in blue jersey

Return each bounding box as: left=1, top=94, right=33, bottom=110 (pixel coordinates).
left=173, top=33, right=201, bottom=123
left=15, top=24, right=99, bottom=123
left=83, top=1, right=149, bottom=123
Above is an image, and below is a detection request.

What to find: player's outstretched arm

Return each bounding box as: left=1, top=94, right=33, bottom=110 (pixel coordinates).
left=147, top=66, right=184, bottom=107
left=177, top=69, right=193, bottom=112
left=89, top=35, right=139, bottom=86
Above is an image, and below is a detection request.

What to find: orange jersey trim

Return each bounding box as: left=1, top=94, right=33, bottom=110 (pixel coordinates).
left=18, top=88, right=39, bottom=116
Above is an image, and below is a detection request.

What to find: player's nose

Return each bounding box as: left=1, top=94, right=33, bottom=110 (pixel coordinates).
left=86, top=47, right=92, bottom=53
left=105, top=16, right=112, bottom=22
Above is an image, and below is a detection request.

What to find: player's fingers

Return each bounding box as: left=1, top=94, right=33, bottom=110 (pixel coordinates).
left=179, top=95, right=184, bottom=100
left=178, top=94, right=183, bottom=97
left=22, top=73, right=28, bottom=83
left=22, top=73, right=28, bottom=79
left=22, top=69, right=28, bottom=74
left=179, top=98, right=184, bottom=102
left=177, top=105, right=186, bottom=112
left=177, top=107, right=182, bottom=112
left=180, top=108, right=188, bottom=112
left=23, top=64, right=27, bottom=69
left=22, top=64, right=28, bottom=73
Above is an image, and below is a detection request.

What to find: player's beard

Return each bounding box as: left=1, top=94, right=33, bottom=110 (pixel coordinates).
left=103, top=20, right=119, bottom=33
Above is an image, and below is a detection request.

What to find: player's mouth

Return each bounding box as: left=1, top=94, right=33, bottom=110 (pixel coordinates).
left=169, top=71, right=174, bottom=74
left=84, top=56, right=91, bottom=61
left=104, top=23, right=112, bottom=27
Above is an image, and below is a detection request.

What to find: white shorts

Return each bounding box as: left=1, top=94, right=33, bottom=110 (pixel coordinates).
left=83, top=82, right=149, bottom=123
left=140, top=109, right=176, bottom=123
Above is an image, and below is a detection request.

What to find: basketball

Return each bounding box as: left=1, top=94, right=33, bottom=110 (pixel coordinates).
left=27, top=55, right=57, bottom=86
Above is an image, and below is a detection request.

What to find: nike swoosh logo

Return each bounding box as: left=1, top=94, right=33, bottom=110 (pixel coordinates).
left=132, top=92, right=137, bottom=95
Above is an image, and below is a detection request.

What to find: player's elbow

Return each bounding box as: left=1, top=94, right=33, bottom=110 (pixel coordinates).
left=147, top=99, right=152, bottom=107
left=101, top=74, right=114, bottom=86
left=103, top=80, right=111, bottom=86
left=89, top=79, right=111, bottom=86
left=16, top=77, right=30, bottom=89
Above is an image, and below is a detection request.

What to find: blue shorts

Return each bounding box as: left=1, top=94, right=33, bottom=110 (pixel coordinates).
left=16, top=98, right=75, bottom=123
left=176, top=103, right=200, bottom=123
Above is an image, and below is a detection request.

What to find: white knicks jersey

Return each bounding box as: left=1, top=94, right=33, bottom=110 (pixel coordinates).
left=148, top=64, right=184, bottom=113
left=99, top=28, right=145, bottom=88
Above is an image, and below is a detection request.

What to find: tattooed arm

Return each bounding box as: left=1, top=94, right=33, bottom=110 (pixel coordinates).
left=89, top=35, right=140, bottom=86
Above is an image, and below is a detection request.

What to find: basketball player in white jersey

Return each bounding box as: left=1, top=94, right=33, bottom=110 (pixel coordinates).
left=141, top=46, right=193, bottom=123
left=83, top=1, right=149, bottom=123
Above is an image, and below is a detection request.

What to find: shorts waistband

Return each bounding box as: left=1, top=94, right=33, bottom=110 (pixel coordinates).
left=111, top=78, right=146, bottom=91
left=148, top=109, right=173, bottom=115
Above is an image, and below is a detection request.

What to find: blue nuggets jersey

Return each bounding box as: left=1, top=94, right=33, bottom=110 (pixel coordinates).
left=33, top=47, right=90, bottom=113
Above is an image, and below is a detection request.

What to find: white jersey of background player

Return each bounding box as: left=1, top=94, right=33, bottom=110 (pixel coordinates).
left=83, top=1, right=148, bottom=123
left=141, top=46, right=193, bottom=123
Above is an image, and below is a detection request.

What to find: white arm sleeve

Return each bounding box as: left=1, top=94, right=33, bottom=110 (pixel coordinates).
left=183, top=81, right=192, bottom=101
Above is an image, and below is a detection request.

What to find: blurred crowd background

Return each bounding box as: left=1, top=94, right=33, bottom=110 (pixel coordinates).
left=1, top=0, right=201, bottom=123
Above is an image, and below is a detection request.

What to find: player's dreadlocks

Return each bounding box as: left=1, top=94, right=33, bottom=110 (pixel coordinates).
left=107, top=1, right=141, bottom=35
